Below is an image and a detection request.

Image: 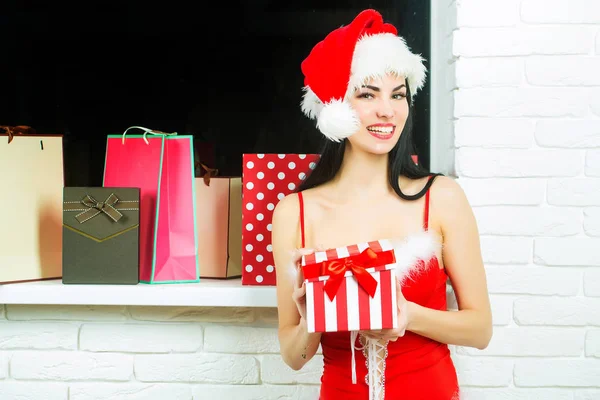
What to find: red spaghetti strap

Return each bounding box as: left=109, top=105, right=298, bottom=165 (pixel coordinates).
left=424, top=176, right=433, bottom=231
left=298, top=192, right=306, bottom=248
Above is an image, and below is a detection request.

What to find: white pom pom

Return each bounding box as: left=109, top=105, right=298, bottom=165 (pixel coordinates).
left=316, top=99, right=360, bottom=142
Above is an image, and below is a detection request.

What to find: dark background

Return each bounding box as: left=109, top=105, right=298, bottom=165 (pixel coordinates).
left=1, top=0, right=430, bottom=187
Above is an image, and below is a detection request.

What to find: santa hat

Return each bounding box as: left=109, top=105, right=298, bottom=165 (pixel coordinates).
left=300, top=9, right=427, bottom=142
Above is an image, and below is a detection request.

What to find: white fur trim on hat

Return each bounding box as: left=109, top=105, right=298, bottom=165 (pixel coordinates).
left=347, top=33, right=427, bottom=98
left=301, top=32, right=427, bottom=142
left=300, top=87, right=323, bottom=120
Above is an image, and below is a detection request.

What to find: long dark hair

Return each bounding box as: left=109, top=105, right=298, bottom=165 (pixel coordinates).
left=297, top=82, right=442, bottom=200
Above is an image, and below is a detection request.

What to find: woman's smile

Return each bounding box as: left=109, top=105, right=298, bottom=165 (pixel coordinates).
left=367, top=123, right=395, bottom=140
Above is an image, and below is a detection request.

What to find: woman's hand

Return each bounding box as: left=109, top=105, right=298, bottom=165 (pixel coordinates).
left=290, top=246, right=327, bottom=321
left=290, top=247, right=318, bottom=321
left=360, top=277, right=411, bottom=342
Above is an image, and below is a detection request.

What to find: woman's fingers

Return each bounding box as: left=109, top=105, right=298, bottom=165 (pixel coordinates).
left=294, top=264, right=304, bottom=289
left=292, top=285, right=303, bottom=300
left=359, top=279, right=407, bottom=342
left=294, top=282, right=306, bottom=298
left=291, top=247, right=316, bottom=262
left=361, top=329, right=403, bottom=342
left=292, top=283, right=306, bottom=301
left=291, top=246, right=327, bottom=265
left=361, top=331, right=383, bottom=339
left=292, top=283, right=308, bottom=320
left=291, top=248, right=317, bottom=288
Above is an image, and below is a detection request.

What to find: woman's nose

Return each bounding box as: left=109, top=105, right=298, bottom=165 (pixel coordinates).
left=376, top=99, right=394, bottom=118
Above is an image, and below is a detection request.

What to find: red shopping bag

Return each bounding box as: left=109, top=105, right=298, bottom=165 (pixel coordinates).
left=241, top=153, right=320, bottom=286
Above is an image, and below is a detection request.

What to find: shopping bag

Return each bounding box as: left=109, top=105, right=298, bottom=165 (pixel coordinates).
left=62, top=187, right=140, bottom=284
left=195, top=169, right=242, bottom=279
left=103, top=126, right=199, bottom=284
left=241, top=153, right=320, bottom=285
left=0, top=129, right=64, bottom=283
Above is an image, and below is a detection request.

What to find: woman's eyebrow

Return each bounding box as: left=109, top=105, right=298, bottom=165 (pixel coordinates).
left=361, top=85, right=380, bottom=92
left=360, top=84, right=407, bottom=92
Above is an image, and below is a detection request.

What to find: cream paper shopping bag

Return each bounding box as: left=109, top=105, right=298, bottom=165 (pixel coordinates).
left=0, top=133, right=64, bottom=283
left=195, top=175, right=242, bottom=279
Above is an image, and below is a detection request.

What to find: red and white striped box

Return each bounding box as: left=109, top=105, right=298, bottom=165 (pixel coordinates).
left=301, top=239, right=398, bottom=333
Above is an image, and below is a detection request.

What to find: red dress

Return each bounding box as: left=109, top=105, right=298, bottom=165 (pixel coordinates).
left=297, top=181, right=460, bottom=400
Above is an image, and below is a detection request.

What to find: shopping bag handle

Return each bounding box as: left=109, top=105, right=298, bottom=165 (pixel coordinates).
left=121, top=126, right=177, bottom=145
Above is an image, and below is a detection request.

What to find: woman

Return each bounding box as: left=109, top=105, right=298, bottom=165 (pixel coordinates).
left=272, top=9, right=492, bottom=400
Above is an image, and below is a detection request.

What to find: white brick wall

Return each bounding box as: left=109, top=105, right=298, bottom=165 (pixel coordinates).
left=1, top=1, right=599, bottom=399
left=0, top=306, right=320, bottom=400
left=453, top=0, right=600, bottom=398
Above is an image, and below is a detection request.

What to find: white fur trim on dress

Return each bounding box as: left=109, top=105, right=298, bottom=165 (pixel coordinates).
left=389, top=230, right=442, bottom=283
left=348, top=33, right=427, bottom=100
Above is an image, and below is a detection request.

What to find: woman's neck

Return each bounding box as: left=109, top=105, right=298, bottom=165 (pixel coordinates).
left=329, top=144, right=392, bottom=201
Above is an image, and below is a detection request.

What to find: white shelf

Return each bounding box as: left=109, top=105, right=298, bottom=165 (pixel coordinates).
left=0, top=278, right=277, bottom=308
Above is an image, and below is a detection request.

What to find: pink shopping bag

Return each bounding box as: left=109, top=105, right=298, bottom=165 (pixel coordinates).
left=103, top=126, right=199, bottom=284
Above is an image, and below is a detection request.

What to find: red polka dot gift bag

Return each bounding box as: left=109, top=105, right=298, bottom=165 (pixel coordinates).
left=241, top=153, right=320, bottom=286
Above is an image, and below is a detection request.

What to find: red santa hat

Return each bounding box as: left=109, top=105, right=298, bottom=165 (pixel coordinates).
left=300, top=9, right=427, bottom=142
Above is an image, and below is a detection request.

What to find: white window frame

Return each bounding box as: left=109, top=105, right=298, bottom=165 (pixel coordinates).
left=430, top=0, right=457, bottom=176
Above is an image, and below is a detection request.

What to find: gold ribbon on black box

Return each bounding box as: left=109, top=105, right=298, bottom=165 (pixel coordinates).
left=63, top=193, right=139, bottom=224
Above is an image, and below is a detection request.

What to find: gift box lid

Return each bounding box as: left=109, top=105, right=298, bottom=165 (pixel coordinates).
left=301, top=239, right=397, bottom=282
left=63, top=187, right=140, bottom=242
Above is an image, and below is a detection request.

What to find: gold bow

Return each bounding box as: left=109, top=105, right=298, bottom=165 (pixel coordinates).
left=63, top=193, right=133, bottom=223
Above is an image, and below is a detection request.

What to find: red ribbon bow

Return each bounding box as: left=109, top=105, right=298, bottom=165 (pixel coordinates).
left=304, top=247, right=395, bottom=302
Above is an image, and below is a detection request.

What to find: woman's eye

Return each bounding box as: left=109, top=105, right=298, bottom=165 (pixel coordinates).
left=357, top=92, right=406, bottom=99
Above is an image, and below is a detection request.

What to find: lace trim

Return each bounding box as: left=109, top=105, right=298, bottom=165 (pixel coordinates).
left=357, top=333, right=389, bottom=400
left=350, top=331, right=359, bottom=384
left=350, top=333, right=459, bottom=400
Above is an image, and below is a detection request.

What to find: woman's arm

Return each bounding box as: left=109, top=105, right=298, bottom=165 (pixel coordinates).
left=406, top=176, right=492, bottom=349
left=272, top=194, right=322, bottom=370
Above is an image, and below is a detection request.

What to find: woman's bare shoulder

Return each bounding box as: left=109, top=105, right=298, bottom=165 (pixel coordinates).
left=399, top=175, right=435, bottom=196
left=429, top=175, right=473, bottom=222
left=273, top=186, right=324, bottom=222
left=273, top=192, right=301, bottom=223
left=430, top=175, right=467, bottom=203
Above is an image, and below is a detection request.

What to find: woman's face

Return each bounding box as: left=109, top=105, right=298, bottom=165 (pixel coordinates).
left=346, top=74, right=409, bottom=155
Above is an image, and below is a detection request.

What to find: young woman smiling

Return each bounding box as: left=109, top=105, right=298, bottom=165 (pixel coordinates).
left=273, top=9, right=492, bottom=400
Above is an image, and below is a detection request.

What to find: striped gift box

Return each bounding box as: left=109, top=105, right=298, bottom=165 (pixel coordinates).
left=301, top=239, right=398, bottom=333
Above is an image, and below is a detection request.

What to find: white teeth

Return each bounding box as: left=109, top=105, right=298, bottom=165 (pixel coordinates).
left=368, top=126, right=393, bottom=133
